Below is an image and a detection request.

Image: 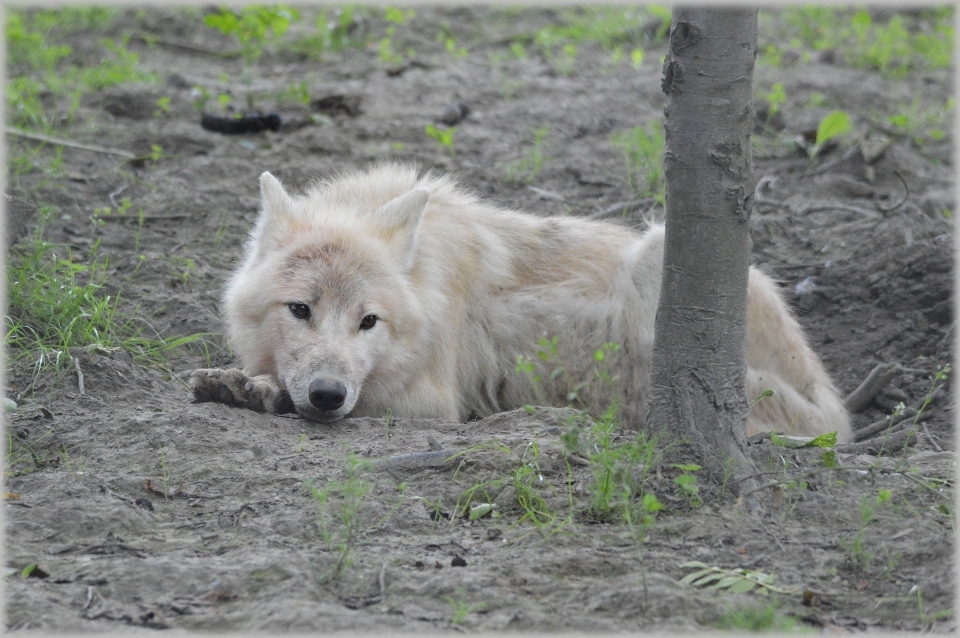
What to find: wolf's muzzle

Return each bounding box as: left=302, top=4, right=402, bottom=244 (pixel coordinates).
left=308, top=379, right=347, bottom=412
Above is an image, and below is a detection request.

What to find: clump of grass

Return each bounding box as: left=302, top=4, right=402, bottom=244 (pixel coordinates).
left=285, top=7, right=365, bottom=61
left=760, top=7, right=953, bottom=78
left=425, top=124, right=456, bottom=156
left=377, top=6, right=416, bottom=65
left=522, top=7, right=665, bottom=75
left=5, top=209, right=213, bottom=384
left=716, top=602, right=800, bottom=632
left=308, top=456, right=406, bottom=583
left=6, top=9, right=154, bottom=132
left=505, top=126, right=550, bottom=184
left=610, top=123, right=665, bottom=204
left=203, top=4, right=301, bottom=66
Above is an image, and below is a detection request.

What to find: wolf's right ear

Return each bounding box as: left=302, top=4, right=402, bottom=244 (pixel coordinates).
left=259, top=172, right=294, bottom=217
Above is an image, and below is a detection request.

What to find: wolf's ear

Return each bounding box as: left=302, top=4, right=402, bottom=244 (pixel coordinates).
left=259, top=172, right=294, bottom=217
left=372, top=188, right=430, bottom=264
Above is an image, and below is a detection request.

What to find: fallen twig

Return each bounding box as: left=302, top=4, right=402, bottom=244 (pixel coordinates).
left=854, top=407, right=918, bottom=442
left=836, top=428, right=917, bottom=456
left=73, top=357, right=85, bottom=396
left=378, top=563, right=387, bottom=600
left=367, top=449, right=458, bottom=471
left=799, top=203, right=880, bottom=218
left=922, top=423, right=944, bottom=453
left=129, top=34, right=241, bottom=58
left=799, top=146, right=861, bottom=179
left=844, top=362, right=901, bottom=413
left=589, top=198, right=655, bottom=219
left=6, top=127, right=136, bottom=160
left=878, top=170, right=908, bottom=213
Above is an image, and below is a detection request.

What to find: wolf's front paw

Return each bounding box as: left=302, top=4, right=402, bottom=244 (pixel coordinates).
left=188, top=368, right=293, bottom=414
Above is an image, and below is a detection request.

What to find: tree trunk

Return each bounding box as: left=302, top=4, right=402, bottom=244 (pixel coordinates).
left=646, top=7, right=759, bottom=494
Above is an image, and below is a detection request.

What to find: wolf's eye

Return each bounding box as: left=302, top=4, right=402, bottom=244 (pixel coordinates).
left=359, top=314, right=377, bottom=330
left=289, top=303, right=311, bottom=320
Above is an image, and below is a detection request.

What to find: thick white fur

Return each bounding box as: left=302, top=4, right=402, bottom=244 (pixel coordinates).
left=218, top=163, right=851, bottom=442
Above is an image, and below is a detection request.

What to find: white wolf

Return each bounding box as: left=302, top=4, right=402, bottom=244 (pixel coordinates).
left=190, top=163, right=852, bottom=443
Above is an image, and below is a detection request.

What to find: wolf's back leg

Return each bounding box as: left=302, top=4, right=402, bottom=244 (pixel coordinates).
left=744, top=271, right=851, bottom=442
left=189, top=368, right=294, bottom=414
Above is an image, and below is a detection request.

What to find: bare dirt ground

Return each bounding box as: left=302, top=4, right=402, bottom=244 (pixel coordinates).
left=4, top=7, right=955, bottom=632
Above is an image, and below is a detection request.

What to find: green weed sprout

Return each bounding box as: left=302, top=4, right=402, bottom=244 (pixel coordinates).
left=203, top=5, right=300, bottom=66
left=505, top=126, right=550, bottom=184
left=611, top=124, right=665, bottom=204
left=425, top=124, right=456, bottom=156
left=809, top=110, right=851, bottom=158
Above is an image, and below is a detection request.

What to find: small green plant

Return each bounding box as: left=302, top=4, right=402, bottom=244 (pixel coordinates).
left=308, top=457, right=405, bottom=583
left=715, top=601, right=801, bottom=632
left=425, top=124, right=456, bottom=156
left=444, top=589, right=487, bottom=624
left=5, top=429, right=53, bottom=477
left=761, top=83, right=786, bottom=124
left=191, top=85, right=211, bottom=111
left=279, top=80, right=311, bottom=105
left=154, top=96, right=171, bottom=117
left=808, top=110, right=851, bottom=158
left=885, top=97, right=954, bottom=147
left=297, top=433, right=308, bottom=453
left=203, top=5, right=300, bottom=66
left=57, top=444, right=87, bottom=474
left=436, top=24, right=467, bottom=58
left=378, top=6, right=416, bottom=64
left=611, top=123, right=665, bottom=204
left=133, top=207, right=146, bottom=252
left=680, top=562, right=797, bottom=595
left=839, top=488, right=892, bottom=574
left=670, top=463, right=702, bottom=508
left=505, top=126, right=550, bottom=184
left=286, top=7, right=362, bottom=61
left=170, top=256, right=196, bottom=286
left=159, top=449, right=170, bottom=500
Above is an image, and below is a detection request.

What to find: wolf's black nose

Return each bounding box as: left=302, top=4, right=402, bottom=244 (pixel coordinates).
left=309, top=379, right=346, bottom=411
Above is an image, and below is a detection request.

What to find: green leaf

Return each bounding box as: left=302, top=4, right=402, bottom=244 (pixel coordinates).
left=680, top=568, right=715, bottom=584
left=21, top=564, right=36, bottom=578
left=816, top=111, right=851, bottom=145
left=809, top=431, right=838, bottom=448
left=729, top=578, right=758, bottom=594
left=469, top=503, right=493, bottom=520
left=771, top=432, right=837, bottom=449
left=710, top=575, right=742, bottom=590
left=692, top=573, right=725, bottom=587
left=678, top=561, right=709, bottom=569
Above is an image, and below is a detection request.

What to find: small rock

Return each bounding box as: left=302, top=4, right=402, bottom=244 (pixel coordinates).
left=437, top=101, right=470, bottom=126
left=451, top=556, right=467, bottom=567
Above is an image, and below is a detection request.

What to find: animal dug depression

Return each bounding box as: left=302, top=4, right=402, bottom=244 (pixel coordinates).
left=189, top=163, right=852, bottom=443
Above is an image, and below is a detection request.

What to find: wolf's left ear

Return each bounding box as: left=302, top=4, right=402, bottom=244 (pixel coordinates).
left=372, top=188, right=430, bottom=263
left=259, top=172, right=294, bottom=217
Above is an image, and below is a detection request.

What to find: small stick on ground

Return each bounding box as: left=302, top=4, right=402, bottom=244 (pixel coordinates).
left=368, top=449, right=457, bottom=471
left=844, top=362, right=901, bottom=413
left=922, top=423, right=944, bottom=453
left=73, top=357, right=85, bottom=396
left=6, top=127, right=136, bottom=160
left=378, top=563, right=387, bottom=600
left=836, top=428, right=917, bottom=456
left=878, top=170, right=908, bottom=213
left=589, top=198, right=655, bottom=219
left=854, top=407, right=918, bottom=442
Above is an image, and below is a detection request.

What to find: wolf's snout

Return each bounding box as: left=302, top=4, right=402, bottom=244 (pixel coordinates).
left=308, top=379, right=347, bottom=412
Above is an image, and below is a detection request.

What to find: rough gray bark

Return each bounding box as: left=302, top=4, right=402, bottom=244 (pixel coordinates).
left=646, top=8, right=759, bottom=494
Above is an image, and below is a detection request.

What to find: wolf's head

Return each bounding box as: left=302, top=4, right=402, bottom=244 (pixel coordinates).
left=223, top=168, right=431, bottom=422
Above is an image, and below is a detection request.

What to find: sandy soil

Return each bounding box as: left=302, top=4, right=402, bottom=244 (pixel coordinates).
left=4, top=7, right=955, bottom=632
